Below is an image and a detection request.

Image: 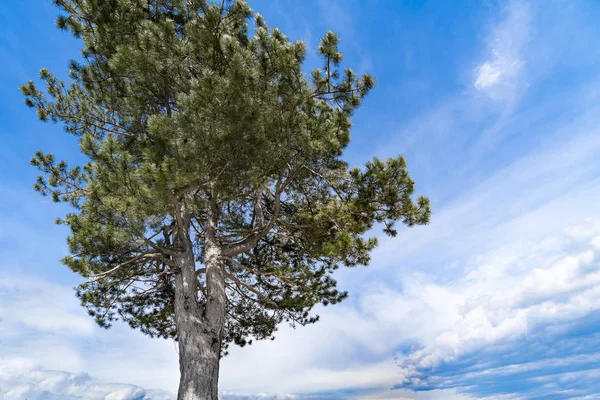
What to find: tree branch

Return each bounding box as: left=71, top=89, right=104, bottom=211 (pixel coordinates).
left=100, top=279, right=135, bottom=321
left=221, top=177, right=285, bottom=256
left=87, top=252, right=164, bottom=282
left=302, top=165, right=345, bottom=202
left=222, top=256, right=300, bottom=289
left=224, top=270, right=278, bottom=307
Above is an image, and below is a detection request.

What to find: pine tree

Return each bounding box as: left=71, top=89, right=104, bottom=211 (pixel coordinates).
left=21, top=1, right=430, bottom=399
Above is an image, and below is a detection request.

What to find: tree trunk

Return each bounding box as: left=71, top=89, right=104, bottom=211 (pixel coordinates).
left=173, top=201, right=226, bottom=400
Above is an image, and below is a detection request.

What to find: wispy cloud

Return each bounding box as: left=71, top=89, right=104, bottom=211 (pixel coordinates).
left=0, top=276, right=94, bottom=335
left=473, top=1, right=530, bottom=97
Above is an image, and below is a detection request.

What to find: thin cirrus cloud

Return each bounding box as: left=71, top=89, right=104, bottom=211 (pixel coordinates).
left=473, top=0, right=530, bottom=95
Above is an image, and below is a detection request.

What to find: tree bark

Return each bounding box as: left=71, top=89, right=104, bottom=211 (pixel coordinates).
left=173, top=201, right=226, bottom=400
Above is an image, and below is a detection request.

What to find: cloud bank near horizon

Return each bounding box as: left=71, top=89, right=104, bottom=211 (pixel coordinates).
left=0, top=360, right=174, bottom=400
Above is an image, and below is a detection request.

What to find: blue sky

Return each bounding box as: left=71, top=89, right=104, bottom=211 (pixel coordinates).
left=2, top=0, right=600, bottom=399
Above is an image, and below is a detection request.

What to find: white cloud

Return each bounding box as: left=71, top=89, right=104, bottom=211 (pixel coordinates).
left=0, top=275, right=181, bottom=393
left=0, top=360, right=175, bottom=400
left=473, top=1, right=530, bottom=96
left=0, top=275, right=94, bottom=335
left=222, top=393, right=299, bottom=400
left=358, top=389, right=476, bottom=400
left=0, top=359, right=474, bottom=400
left=474, top=62, right=504, bottom=90
left=393, top=218, right=600, bottom=384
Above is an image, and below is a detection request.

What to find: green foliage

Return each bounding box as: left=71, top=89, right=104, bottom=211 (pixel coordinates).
left=22, top=0, right=430, bottom=351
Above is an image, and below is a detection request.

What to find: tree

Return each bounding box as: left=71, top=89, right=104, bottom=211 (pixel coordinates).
left=21, top=1, right=430, bottom=399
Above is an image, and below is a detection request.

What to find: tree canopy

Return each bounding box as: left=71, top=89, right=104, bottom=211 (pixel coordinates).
left=22, top=0, right=430, bottom=356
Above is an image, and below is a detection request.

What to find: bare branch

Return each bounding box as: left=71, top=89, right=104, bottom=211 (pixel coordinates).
left=303, top=165, right=345, bottom=202
left=224, top=270, right=278, bottom=307
left=128, top=283, right=162, bottom=298
left=140, top=230, right=179, bottom=256
left=87, top=252, right=164, bottom=282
